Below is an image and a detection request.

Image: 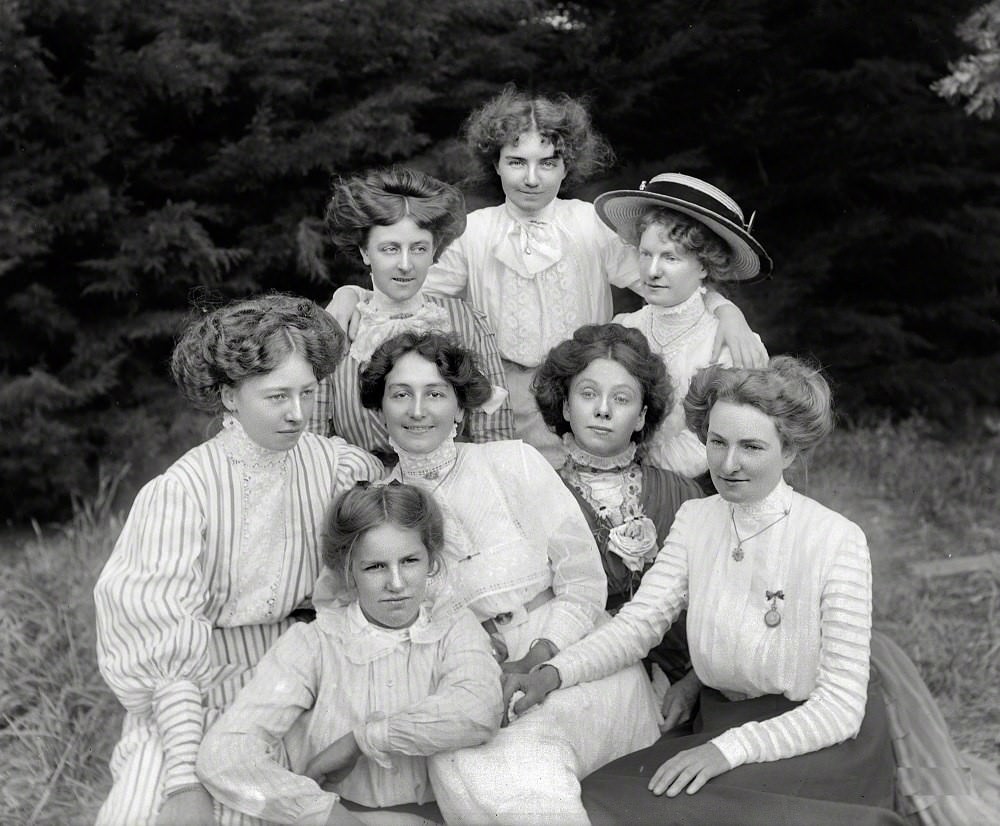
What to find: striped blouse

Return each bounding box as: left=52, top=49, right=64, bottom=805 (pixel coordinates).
left=550, top=479, right=873, bottom=769
left=306, top=295, right=514, bottom=451
left=94, top=419, right=382, bottom=797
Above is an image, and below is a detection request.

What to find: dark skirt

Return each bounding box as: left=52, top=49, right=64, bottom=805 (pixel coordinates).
left=582, top=673, right=907, bottom=826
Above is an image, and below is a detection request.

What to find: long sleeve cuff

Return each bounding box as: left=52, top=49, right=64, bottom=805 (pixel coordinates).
left=355, top=713, right=394, bottom=770
left=709, top=729, right=750, bottom=769
left=153, top=679, right=204, bottom=794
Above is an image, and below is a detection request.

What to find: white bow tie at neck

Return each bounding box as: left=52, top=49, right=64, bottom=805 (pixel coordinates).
left=505, top=218, right=563, bottom=276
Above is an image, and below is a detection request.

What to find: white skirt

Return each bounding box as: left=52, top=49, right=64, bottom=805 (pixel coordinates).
left=429, top=601, right=660, bottom=826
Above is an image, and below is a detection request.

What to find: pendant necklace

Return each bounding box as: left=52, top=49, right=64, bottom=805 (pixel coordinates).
left=764, top=590, right=785, bottom=627
left=729, top=506, right=790, bottom=561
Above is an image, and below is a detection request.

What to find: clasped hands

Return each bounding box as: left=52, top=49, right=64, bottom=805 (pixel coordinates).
left=501, top=663, right=729, bottom=796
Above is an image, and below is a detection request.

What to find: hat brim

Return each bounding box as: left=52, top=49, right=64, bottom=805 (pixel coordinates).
left=595, top=190, right=773, bottom=283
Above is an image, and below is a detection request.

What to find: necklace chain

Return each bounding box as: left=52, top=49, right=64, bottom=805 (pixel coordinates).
left=730, top=507, right=790, bottom=561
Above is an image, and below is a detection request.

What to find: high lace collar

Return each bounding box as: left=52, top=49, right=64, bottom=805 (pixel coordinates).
left=647, top=287, right=707, bottom=323
left=369, top=282, right=426, bottom=316
left=562, top=433, right=638, bottom=472
left=391, top=436, right=459, bottom=482
left=731, top=477, right=794, bottom=518
left=218, top=414, right=290, bottom=468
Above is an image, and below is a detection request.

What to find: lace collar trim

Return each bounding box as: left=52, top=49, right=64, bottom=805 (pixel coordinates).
left=391, top=437, right=458, bottom=482
left=562, top=433, right=638, bottom=472
left=732, top=478, right=794, bottom=518
left=218, top=415, right=289, bottom=468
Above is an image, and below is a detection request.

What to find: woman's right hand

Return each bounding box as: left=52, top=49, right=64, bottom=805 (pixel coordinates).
left=501, top=664, right=561, bottom=724
left=156, top=786, right=215, bottom=826
left=305, top=731, right=362, bottom=785
left=659, top=669, right=702, bottom=733
left=325, top=288, right=364, bottom=340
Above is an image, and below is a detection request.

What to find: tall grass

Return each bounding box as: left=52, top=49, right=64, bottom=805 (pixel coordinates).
left=1, top=467, right=127, bottom=825
left=1, top=421, right=997, bottom=823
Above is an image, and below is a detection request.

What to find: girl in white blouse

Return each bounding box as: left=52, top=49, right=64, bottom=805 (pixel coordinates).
left=509, top=356, right=907, bottom=825
left=94, top=295, right=382, bottom=826
left=197, top=482, right=503, bottom=826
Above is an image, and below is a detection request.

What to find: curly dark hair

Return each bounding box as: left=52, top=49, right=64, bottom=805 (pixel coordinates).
left=325, top=167, right=467, bottom=262
left=684, top=355, right=834, bottom=458
left=463, top=85, right=614, bottom=189
left=170, top=293, right=345, bottom=414
left=321, top=481, right=445, bottom=595
left=532, top=323, right=673, bottom=445
left=359, top=331, right=493, bottom=412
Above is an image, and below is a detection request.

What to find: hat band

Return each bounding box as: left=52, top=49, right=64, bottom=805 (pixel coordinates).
left=640, top=180, right=747, bottom=230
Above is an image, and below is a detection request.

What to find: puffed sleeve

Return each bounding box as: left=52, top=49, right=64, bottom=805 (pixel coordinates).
left=305, top=375, right=334, bottom=437
left=549, top=501, right=693, bottom=687
left=596, top=216, right=641, bottom=291
left=355, top=611, right=503, bottom=764
left=518, top=445, right=608, bottom=651
left=424, top=234, right=470, bottom=299
left=710, top=524, right=873, bottom=768
left=197, top=624, right=339, bottom=826
left=94, top=474, right=212, bottom=796
left=331, top=440, right=384, bottom=488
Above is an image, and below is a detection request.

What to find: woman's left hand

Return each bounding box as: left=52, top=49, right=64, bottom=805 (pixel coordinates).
left=648, top=742, right=729, bottom=796
left=712, top=304, right=767, bottom=367
left=304, top=731, right=362, bottom=785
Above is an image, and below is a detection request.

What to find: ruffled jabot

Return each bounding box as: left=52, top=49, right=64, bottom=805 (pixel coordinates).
left=349, top=291, right=450, bottom=364
left=493, top=199, right=563, bottom=277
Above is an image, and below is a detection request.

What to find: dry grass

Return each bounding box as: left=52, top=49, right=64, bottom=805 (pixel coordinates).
left=1, top=420, right=997, bottom=823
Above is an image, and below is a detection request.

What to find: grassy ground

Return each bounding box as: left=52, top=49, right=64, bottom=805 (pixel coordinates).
left=2, top=419, right=998, bottom=824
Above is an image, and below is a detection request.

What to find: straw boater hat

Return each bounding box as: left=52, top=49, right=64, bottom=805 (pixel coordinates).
left=594, top=173, right=773, bottom=283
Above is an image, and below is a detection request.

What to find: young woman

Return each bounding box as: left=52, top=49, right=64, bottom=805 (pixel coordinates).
left=94, top=295, right=383, bottom=826
left=510, top=357, right=906, bottom=825
left=327, top=88, right=764, bottom=465
left=598, top=173, right=769, bottom=478
left=307, top=166, right=513, bottom=462
left=346, top=330, right=661, bottom=825
left=197, top=482, right=502, bottom=826
left=532, top=323, right=703, bottom=697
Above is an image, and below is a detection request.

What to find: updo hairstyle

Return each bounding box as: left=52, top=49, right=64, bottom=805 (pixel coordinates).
left=170, top=294, right=344, bottom=415
left=532, top=323, right=673, bottom=445
left=325, top=167, right=467, bottom=262
left=359, top=330, right=493, bottom=413
left=463, top=85, right=613, bottom=188
left=684, top=355, right=834, bottom=459
left=632, top=207, right=733, bottom=282
left=322, top=482, right=444, bottom=593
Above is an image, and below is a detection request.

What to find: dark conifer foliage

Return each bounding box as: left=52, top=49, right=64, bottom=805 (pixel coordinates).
left=2, top=0, right=998, bottom=519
